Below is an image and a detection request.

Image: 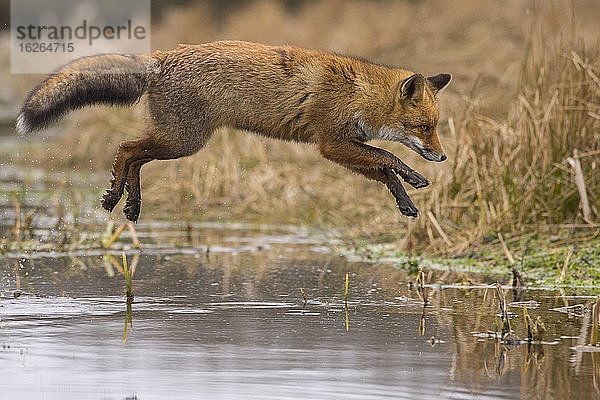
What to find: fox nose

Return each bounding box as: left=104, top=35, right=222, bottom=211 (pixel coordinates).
left=440, top=154, right=447, bottom=161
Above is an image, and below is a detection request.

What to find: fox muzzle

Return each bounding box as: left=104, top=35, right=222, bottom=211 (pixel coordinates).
left=420, top=148, right=447, bottom=162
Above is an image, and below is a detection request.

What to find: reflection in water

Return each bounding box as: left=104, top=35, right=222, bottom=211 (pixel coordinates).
left=123, top=298, right=133, bottom=344
left=0, top=241, right=599, bottom=399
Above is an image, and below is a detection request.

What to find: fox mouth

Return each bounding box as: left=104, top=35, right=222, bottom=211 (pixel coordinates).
left=418, top=148, right=447, bottom=162
left=389, top=132, right=447, bottom=163
left=404, top=139, right=447, bottom=162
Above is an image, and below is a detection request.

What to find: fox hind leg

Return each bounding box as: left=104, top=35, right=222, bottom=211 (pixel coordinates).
left=110, top=128, right=214, bottom=222
left=123, top=158, right=152, bottom=222
left=101, top=137, right=157, bottom=213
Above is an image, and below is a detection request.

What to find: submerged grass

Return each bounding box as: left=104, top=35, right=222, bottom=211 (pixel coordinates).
left=344, top=272, right=349, bottom=303
left=592, top=297, right=600, bottom=346
left=523, top=307, right=545, bottom=342
left=344, top=272, right=350, bottom=331
left=415, top=269, right=428, bottom=305
left=122, top=252, right=133, bottom=300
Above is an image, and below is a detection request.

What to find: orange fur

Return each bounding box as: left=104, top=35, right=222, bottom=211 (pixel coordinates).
left=18, top=40, right=451, bottom=221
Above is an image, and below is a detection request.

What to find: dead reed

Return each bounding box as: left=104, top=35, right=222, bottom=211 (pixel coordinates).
left=428, top=27, right=600, bottom=253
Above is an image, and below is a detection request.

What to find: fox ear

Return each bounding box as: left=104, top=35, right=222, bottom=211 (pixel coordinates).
left=427, top=74, right=452, bottom=95
left=399, top=74, right=425, bottom=102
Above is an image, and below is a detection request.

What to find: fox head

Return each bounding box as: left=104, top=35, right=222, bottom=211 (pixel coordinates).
left=360, top=73, right=451, bottom=162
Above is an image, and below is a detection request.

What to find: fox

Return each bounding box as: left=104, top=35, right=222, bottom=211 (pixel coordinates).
left=17, top=40, right=451, bottom=222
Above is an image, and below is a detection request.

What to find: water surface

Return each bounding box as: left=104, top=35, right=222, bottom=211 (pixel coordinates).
left=1, top=231, right=599, bottom=400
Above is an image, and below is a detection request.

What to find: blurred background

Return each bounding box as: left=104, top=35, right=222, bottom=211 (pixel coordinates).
left=0, top=0, right=598, bottom=257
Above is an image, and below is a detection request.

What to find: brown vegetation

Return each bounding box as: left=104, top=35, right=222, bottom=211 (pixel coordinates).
left=15, top=0, right=600, bottom=254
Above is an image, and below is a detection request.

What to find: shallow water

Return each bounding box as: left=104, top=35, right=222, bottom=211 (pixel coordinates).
left=1, top=228, right=600, bottom=400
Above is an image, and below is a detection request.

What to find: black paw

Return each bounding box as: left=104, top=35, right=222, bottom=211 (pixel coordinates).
left=397, top=199, right=419, bottom=217
left=101, top=191, right=121, bottom=212
left=123, top=200, right=141, bottom=223
left=403, top=171, right=430, bottom=189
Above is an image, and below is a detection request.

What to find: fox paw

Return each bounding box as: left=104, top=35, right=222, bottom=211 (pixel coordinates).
left=123, top=200, right=141, bottom=223
left=101, top=191, right=121, bottom=212
left=403, top=172, right=429, bottom=189
left=397, top=200, right=419, bottom=218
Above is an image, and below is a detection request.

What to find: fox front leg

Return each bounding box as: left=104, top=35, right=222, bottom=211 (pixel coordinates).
left=319, top=140, right=429, bottom=189
left=396, top=166, right=429, bottom=189
left=378, top=169, right=419, bottom=217
left=344, top=166, right=419, bottom=217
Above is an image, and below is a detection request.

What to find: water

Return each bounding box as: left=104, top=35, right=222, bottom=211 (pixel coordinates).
left=1, top=131, right=599, bottom=400
left=1, top=229, right=599, bottom=400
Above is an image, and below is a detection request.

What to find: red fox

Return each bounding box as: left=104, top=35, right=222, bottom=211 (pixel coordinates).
left=17, top=40, right=451, bottom=222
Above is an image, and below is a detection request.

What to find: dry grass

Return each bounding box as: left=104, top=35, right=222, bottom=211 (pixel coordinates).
left=11, top=0, right=600, bottom=254
left=442, top=35, right=600, bottom=251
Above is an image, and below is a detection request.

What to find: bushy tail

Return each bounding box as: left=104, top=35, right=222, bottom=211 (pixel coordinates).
left=17, top=54, right=154, bottom=134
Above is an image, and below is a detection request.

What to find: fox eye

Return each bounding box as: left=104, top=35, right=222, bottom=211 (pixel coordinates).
left=420, top=125, right=432, bottom=134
